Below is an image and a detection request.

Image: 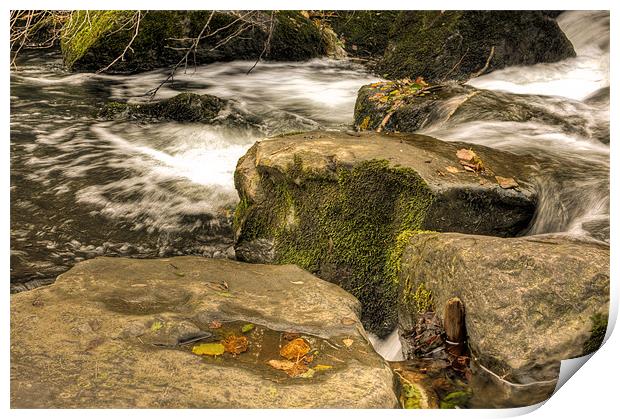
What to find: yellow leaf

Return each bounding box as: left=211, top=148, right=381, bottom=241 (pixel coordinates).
left=192, top=342, right=225, bottom=356
left=150, top=321, right=163, bottom=332
left=314, top=364, right=333, bottom=371
left=342, top=338, right=354, bottom=347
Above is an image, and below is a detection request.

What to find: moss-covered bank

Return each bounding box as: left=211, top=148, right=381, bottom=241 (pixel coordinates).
left=61, top=11, right=327, bottom=73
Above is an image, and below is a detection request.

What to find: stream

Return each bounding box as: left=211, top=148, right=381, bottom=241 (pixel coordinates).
left=10, top=11, right=609, bottom=366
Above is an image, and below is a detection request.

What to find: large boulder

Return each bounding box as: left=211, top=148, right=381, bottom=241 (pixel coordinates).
left=61, top=11, right=327, bottom=73
left=354, top=81, right=607, bottom=144
left=376, top=11, right=575, bottom=82
left=396, top=232, right=609, bottom=407
left=233, top=131, right=538, bottom=336
left=11, top=256, right=397, bottom=408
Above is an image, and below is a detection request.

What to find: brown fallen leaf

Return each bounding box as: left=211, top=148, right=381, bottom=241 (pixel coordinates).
left=456, top=148, right=475, bottom=161
left=268, top=359, right=309, bottom=377
left=342, top=338, right=354, bottom=348
left=446, top=166, right=460, bottom=174
left=280, top=338, right=310, bottom=361
left=495, top=176, right=519, bottom=189
left=209, top=320, right=222, bottom=329
left=222, top=335, right=248, bottom=355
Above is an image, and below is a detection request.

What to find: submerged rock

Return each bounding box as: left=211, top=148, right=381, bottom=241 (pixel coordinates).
left=61, top=11, right=327, bottom=73
left=100, top=92, right=227, bottom=123
left=11, top=256, right=396, bottom=408
left=396, top=232, right=609, bottom=407
left=233, top=131, right=538, bottom=336
left=354, top=82, right=607, bottom=143
left=376, top=11, right=575, bottom=82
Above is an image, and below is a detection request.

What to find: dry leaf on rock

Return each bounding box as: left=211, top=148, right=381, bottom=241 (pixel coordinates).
left=495, top=176, right=519, bottom=189
left=209, top=320, right=222, bottom=329
left=446, top=166, right=460, bottom=174
left=268, top=359, right=309, bottom=377
left=280, top=338, right=310, bottom=360
left=456, top=148, right=475, bottom=161
left=222, top=335, right=248, bottom=355
left=342, top=338, right=354, bottom=347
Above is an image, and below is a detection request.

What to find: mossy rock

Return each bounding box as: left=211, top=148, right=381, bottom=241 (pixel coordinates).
left=233, top=131, right=538, bottom=336
left=376, top=11, right=575, bottom=82
left=397, top=232, right=609, bottom=407
left=353, top=82, right=604, bottom=143
left=326, top=11, right=400, bottom=57
left=61, top=10, right=327, bottom=73
left=99, top=92, right=226, bottom=123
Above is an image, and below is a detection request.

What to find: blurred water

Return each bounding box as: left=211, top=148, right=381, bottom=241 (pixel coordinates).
left=10, top=55, right=379, bottom=290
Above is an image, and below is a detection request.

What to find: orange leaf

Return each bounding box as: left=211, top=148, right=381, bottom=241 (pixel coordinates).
left=222, top=335, right=248, bottom=355
left=280, top=338, right=310, bottom=361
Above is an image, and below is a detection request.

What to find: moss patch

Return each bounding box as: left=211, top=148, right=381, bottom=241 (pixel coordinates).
left=583, top=312, right=608, bottom=354
left=236, top=158, right=435, bottom=336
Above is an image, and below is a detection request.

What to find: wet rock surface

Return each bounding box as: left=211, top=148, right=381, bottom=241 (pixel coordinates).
left=100, top=92, right=227, bottom=123
left=354, top=82, right=609, bottom=144
left=233, top=131, right=538, bottom=336
left=11, top=256, right=397, bottom=408
left=397, top=232, right=609, bottom=407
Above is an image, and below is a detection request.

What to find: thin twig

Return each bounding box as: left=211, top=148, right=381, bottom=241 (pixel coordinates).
left=96, top=11, right=144, bottom=74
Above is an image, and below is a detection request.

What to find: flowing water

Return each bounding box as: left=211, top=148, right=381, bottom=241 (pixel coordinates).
left=10, top=57, right=378, bottom=291
left=10, top=10, right=610, bottom=365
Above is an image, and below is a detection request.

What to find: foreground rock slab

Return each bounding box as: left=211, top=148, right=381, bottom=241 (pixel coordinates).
left=234, top=131, right=538, bottom=336
left=11, top=256, right=396, bottom=408
left=397, top=233, right=609, bottom=407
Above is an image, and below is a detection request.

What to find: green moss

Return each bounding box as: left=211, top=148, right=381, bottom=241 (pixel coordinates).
left=583, top=312, right=608, bottom=354
left=402, top=383, right=423, bottom=409
left=328, top=11, right=400, bottom=57
left=61, top=11, right=128, bottom=69
left=236, top=157, right=435, bottom=335
left=439, top=390, right=472, bottom=409
left=269, top=11, right=326, bottom=60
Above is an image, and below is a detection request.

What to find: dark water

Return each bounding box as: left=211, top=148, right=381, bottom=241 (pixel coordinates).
left=10, top=54, right=378, bottom=291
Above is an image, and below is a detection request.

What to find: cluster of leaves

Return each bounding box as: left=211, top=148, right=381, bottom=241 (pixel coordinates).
left=368, top=77, right=429, bottom=107
left=444, top=149, right=519, bottom=189
left=191, top=322, right=255, bottom=357
left=268, top=337, right=333, bottom=378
